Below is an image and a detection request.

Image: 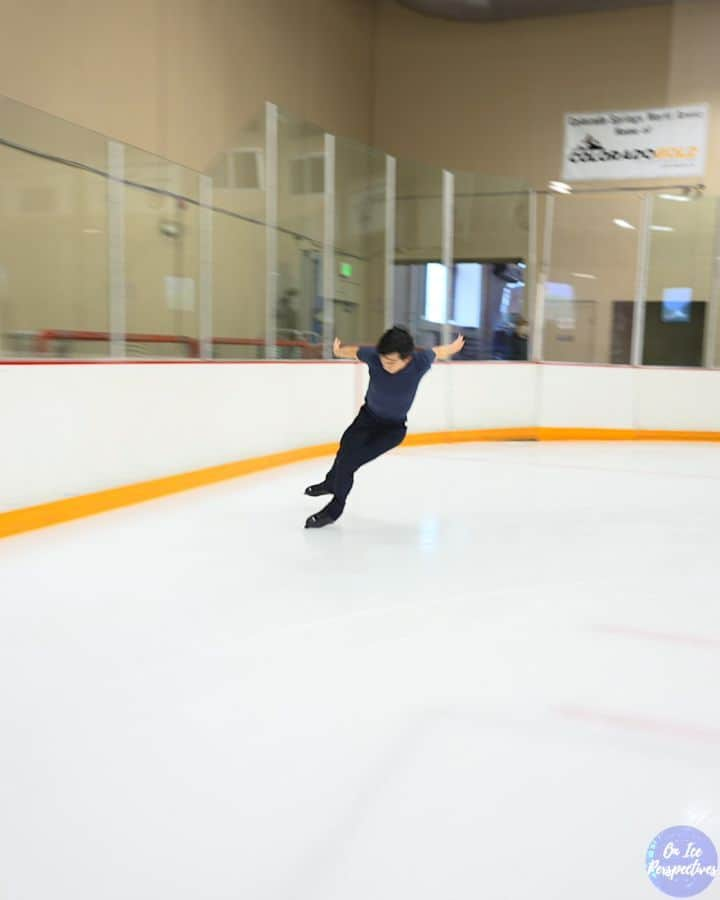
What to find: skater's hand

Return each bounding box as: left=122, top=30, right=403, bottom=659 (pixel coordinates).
left=448, top=333, right=465, bottom=356
left=433, top=333, right=465, bottom=361
left=333, top=338, right=359, bottom=360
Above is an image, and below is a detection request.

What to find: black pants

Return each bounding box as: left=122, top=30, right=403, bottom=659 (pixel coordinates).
left=325, top=405, right=407, bottom=512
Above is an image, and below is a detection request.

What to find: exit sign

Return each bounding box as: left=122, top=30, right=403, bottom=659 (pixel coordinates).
left=339, top=262, right=353, bottom=278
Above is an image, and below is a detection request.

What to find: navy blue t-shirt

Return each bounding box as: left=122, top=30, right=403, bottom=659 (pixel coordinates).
left=357, top=346, right=436, bottom=423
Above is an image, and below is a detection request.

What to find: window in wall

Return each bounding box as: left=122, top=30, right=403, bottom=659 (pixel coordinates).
left=424, top=263, right=447, bottom=324
left=207, top=148, right=264, bottom=189
left=424, top=262, right=483, bottom=326
left=452, top=263, right=483, bottom=327
left=290, top=154, right=325, bottom=195
left=231, top=149, right=264, bottom=190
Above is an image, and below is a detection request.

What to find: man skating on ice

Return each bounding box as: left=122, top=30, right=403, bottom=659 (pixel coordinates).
left=304, top=326, right=465, bottom=529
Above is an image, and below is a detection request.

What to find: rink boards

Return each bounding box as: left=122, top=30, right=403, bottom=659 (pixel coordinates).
left=2, top=360, right=720, bottom=528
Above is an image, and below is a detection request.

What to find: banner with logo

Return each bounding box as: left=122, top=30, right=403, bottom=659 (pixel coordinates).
left=562, top=104, right=709, bottom=181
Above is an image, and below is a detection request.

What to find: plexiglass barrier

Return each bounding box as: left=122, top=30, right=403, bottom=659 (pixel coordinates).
left=1, top=93, right=717, bottom=366
left=452, top=171, right=530, bottom=361
left=334, top=135, right=388, bottom=348
left=536, top=187, right=720, bottom=367
left=393, top=158, right=444, bottom=352
left=644, top=193, right=719, bottom=368
left=541, top=192, right=644, bottom=365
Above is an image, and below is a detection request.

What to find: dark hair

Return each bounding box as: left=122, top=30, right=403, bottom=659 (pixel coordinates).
left=377, top=326, right=415, bottom=359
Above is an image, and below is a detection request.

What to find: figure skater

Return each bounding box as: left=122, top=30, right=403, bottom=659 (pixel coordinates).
left=304, top=326, right=465, bottom=528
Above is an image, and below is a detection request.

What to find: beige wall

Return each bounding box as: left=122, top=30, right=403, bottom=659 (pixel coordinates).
left=0, top=0, right=376, bottom=172
left=665, top=0, right=720, bottom=196
left=372, top=0, right=720, bottom=199
left=373, top=1, right=677, bottom=189
left=4, top=0, right=715, bottom=191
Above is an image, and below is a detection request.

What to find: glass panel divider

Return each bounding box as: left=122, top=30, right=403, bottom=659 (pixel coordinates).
left=264, top=101, right=279, bottom=361
left=703, top=198, right=720, bottom=369
left=630, top=193, right=653, bottom=367
left=198, top=174, right=213, bottom=360
left=441, top=169, right=454, bottom=350
left=322, top=133, right=336, bottom=359
left=107, top=140, right=126, bottom=359
left=384, top=154, right=396, bottom=331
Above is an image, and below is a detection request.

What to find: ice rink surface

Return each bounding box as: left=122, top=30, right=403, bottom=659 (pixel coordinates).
left=1, top=441, right=719, bottom=899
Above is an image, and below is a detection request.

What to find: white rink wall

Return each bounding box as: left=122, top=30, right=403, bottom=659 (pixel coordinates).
left=0, top=363, right=355, bottom=512
left=538, top=364, right=720, bottom=432
left=2, top=361, right=720, bottom=512
left=537, top=364, right=635, bottom=431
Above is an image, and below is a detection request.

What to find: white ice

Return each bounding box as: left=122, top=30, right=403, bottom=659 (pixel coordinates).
left=1, top=442, right=719, bottom=899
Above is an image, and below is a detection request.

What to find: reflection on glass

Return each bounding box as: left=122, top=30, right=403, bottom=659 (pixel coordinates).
left=644, top=194, right=718, bottom=368
left=334, top=136, right=387, bottom=349
left=206, top=110, right=267, bottom=359
left=122, top=148, right=201, bottom=357
left=276, top=110, right=325, bottom=359
left=0, top=98, right=109, bottom=358
left=545, top=193, right=642, bottom=364
left=452, top=171, right=529, bottom=361
left=393, top=159, right=443, bottom=352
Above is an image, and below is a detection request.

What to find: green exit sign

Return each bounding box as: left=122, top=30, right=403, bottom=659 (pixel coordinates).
left=339, top=262, right=353, bottom=279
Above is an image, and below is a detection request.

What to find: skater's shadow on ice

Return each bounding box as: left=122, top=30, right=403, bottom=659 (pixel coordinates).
left=340, top=516, right=429, bottom=545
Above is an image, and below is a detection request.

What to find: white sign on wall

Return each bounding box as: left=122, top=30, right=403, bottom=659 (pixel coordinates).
left=562, top=104, right=709, bottom=181
left=164, top=276, right=196, bottom=312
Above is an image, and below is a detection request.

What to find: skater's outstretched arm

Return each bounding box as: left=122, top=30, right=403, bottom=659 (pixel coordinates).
left=333, top=337, right=360, bottom=360
left=432, top=333, right=465, bottom=361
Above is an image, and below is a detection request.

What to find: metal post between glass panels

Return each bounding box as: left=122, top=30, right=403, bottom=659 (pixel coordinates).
left=703, top=198, right=720, bottom=369
left=385, top=154, right=396, bottom=331
left=265, top=102, right=279, bottom=360
left=531, top=192, right=554, bottom=362
left=630, top=193, right=653, bottom=368
left=323, top=133, right=336, bottom=359
left=441, top=170, right=454, bottom=350
left=198, top=175, right=213, bottom=360
left=107, top=140, right=126, bottom=359
left=527, top=189, right=538, bottom=358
